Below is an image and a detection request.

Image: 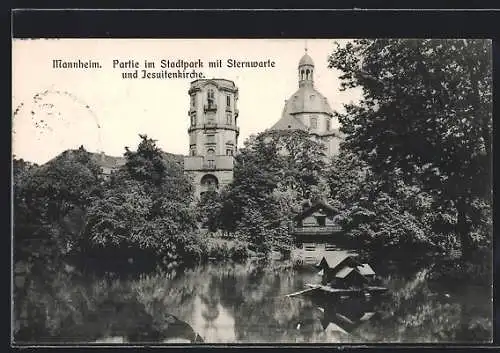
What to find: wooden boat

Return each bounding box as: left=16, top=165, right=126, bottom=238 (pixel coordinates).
left=286, top=283, right=387, bottom=299
left=310, top=283, right=387, bottom=297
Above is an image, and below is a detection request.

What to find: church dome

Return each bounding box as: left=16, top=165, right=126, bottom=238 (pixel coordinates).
left=270, top=49, right=334, bottom=132
left=282, top=86, right=333, bottom=117
left=298, top=52, right=314, bottom=67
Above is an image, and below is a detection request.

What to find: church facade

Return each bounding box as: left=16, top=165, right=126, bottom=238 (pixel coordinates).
left=183, top=79, right=240, bottom=198
left=269, top=50, right=343, bottom=157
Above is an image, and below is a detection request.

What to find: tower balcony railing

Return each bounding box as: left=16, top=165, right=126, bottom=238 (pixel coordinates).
left=187, top=123, right=239, bottom=134
left=204, top=103, right=217, bottom=112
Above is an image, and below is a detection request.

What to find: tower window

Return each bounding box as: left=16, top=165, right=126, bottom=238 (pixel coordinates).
left=326, top=119, right=331, bottom=131
left=226, top=113, right=232, bottom=125
left=190, top=148, right=196, bottom=156
left=226, top=95, right=231, bottom=107
left=191, top=94, right=196, bottom=107
left=207, top=148, right=215, bottom=156
left=191, top=114, right=197, bottom=126
left=206, top=134, right=215, bottom=144
left=306, top=69, right=310, bottom=80
left=310, top=116, right=318, bottom=129
left=207, top=89, right=215, bottom=106
left=226, top=148, right=233, bottom=156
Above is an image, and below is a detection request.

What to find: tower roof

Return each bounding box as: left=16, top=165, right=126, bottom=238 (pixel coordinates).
left=270, top=50, right=335, bottom=133
left=298, top=52, right=314, bottom=67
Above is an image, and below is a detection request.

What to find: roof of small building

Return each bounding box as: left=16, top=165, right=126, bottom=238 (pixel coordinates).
left=357, top=263, right=376, bottom=276
left=317, top=251, right=359, bottom=270
left=295, top=200, right=338, bottom=222
left=335, top=266, right=354, bottom=279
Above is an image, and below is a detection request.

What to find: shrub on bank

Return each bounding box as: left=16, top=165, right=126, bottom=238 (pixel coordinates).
left=204, top=236, right=250, bottom=261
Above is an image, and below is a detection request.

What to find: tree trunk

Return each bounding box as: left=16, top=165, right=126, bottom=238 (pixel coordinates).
left=456, top=198, right=474, bottom=260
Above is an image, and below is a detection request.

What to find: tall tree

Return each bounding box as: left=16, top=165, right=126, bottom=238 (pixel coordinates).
left=84, top=135, right=198, bottom=262
left=14, top=147, right=103, bottom=255
left=222, top=129, right=327, bottom=252
left=328, top=39, right=492, bottom=258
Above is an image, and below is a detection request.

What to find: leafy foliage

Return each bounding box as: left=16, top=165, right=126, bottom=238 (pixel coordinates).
left=327, top=151, right=434, bottom=251
left=14, top=147, right=103, bottom=256
left=83, top=135, right=199, bottom=264
left=219, top=129, right=328, bottom=252
left=328, top=39, right=492, bottom=257
left=197, top=190, right=223, bottom=232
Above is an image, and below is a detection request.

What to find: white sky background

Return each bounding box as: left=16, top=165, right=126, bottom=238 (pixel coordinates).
left=12, top=39, right=362, bottom=164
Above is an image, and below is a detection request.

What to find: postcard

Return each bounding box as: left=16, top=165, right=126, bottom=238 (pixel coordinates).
left=12, top=38, right=493, bottom=345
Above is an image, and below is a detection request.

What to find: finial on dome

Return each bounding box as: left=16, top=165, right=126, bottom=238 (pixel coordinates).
left=305, top=39, right=308, bottom=53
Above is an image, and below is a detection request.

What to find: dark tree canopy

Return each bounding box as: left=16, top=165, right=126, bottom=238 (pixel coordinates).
left=328, top=39, right=492, bottom=257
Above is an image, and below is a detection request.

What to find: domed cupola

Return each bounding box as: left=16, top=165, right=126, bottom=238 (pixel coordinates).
left=270, top=49, right=335, bottom=137
left=269, top=47, right=344, bottom=157
left=298, top=49, right=314, bottom=88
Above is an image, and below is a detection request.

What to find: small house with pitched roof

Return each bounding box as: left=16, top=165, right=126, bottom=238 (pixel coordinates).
left=291, top=200, right=343, bottom=255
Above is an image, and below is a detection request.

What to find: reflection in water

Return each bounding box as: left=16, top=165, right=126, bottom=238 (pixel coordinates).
left=14, top=256, right=492, bottom=344
left=315, top=296, right=379, bottom=339
left=194, top=296, right=236, bottom=342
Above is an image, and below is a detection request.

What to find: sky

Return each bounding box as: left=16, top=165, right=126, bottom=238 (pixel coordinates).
left=12, top=39, right=362, bottom=164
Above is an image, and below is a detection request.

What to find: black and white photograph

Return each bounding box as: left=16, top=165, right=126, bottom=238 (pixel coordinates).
left=12, top=38, right=493, bottom=344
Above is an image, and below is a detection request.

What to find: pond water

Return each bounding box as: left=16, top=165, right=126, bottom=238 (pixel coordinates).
left=14, top=254, right=492, bottom=344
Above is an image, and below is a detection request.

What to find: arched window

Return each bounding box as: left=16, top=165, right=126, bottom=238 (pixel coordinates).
left=207, top=148, right=215, bottom=156
left=301, top=70, right=305, bottom=80
left=326, top=119, right=331, bottom=131
left=226, top=113, right=232, bottom=125
left=306, top=69, right=310, bottom=80
left=191, top=114, right=197, bottom=126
